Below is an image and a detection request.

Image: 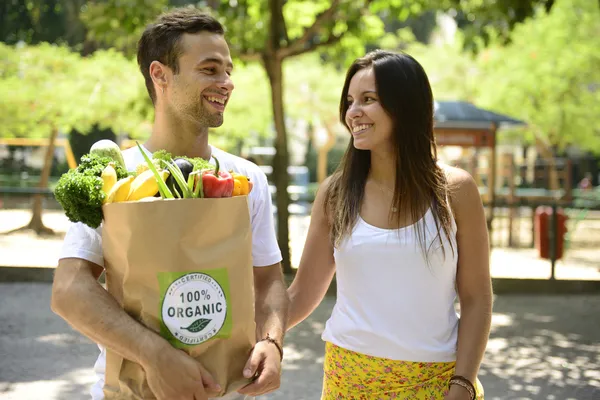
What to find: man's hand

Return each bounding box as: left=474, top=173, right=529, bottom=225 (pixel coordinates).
left=142, top=343, right=221, bottom=400
left=237, top=340, right=282, bottom=396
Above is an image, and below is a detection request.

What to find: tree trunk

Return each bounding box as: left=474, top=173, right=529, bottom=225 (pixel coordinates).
left=317, top=119, right=337, bottom=184
left=535, top=134, right=560, bottom=191
left=264, top=55, right=292, bottom=274
left=28, top=127, right=58, bottom=235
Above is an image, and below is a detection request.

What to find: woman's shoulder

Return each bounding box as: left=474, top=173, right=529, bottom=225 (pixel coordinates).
left=437, top=162, right=481, bottom=212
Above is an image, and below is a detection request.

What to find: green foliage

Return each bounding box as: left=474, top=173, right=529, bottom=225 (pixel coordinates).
left=0, top=42, right=151, bottom=140
left=0, top=0, right=87, bottom=46
left=284, top=54, right=345, bottom=125
left=442, top=0, right=558, bottom=51
left=81, top=0, right=168, bottom=55
left=474, top=0, right=600, bottom=153
left=405, top=32, right=479, bottom=101
left=213, top=62, right=273, bottom=150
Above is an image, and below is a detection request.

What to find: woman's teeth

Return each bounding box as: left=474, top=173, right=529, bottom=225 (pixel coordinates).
left=352, top=124, right=372, bottom=133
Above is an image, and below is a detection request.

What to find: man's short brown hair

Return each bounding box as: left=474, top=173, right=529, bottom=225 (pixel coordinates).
left=137, top=8, right=224, bottom=104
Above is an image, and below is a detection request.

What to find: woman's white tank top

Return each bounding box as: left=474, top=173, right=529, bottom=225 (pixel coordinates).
left=321, top=207, right=459, bottom=362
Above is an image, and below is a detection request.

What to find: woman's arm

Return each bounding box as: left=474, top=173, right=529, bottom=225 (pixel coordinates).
left=447, top=167, right=493, bottom=386
left=287, top=177, right=336, bottom=330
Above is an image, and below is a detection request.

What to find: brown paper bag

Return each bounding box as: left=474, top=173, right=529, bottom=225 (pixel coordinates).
left=101, top=196, right=255, bottom=399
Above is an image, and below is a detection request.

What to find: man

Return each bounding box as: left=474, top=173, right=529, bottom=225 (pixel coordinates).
left=51, top=8, right=288, bottom=400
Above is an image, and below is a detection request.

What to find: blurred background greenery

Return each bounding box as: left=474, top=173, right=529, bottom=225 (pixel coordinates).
left=1, top=0, right=599, bottom=272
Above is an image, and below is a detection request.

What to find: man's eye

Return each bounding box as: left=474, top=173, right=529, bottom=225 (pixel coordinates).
left=203, top=68, right=216, bottom=73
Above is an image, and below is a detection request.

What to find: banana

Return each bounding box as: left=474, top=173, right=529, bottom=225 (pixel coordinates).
left=101, top=163, right=117, bottom=196
left=126, top=169, right=169, bottom=201
left=104, top=176, right=134, bottom=204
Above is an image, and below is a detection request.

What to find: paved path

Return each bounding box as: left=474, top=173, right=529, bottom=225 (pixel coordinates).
left=1, top=210, right=599, bottom=280
left=1, top=283, right=599, bottom=399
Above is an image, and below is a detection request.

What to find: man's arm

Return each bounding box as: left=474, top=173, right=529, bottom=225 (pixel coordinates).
left=237, top=262, right=289, bottom=396
left=51, top=258, right=220, bottom=400
left=253, top=262, right=289, bottom=345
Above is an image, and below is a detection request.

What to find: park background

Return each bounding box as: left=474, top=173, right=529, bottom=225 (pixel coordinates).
left=1, top=1, right=599, bottom=399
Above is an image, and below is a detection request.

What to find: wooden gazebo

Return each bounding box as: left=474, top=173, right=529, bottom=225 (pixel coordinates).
left=433, top=101, right=526, bottom=232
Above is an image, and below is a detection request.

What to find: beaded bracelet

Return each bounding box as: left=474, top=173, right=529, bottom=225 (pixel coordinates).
left=448, top=375, right=476, bottom=400
left=257, top=333, right=284, bottom=361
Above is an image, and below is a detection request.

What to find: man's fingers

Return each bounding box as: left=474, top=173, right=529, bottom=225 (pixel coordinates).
left=237, top=367, right=279, bottom=396
left=197, top=363, right=221, bottom=393
left=243, top=348, right=262, bottom=379
left=193, top=387, right=208, bottom=400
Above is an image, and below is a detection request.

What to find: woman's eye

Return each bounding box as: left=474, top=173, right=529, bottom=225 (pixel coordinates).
left=365, top=97, right=375, bottom=103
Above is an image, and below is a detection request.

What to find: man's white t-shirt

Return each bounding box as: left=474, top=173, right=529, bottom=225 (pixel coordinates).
left=59, top=144, right=282, bottom=400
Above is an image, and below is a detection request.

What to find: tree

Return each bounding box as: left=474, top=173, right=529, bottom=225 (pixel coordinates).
left=0, top=0, right=87, bottom=48
left=283, top=54, right=347, bottom=183
left=474, top=0, right=600, bottom=189
left=443, top=0, right=558, bottom=51
left=400, top=31, right=479, bottom=102
left=81, top=0, right=168, bottom=56
left=79, top=0, right=558, bottom=273
left=214, top=62, right=273, bottom=152
left=0, top=43, right=149, bottom=234
left=82, top=0, right=400, bottom=273
left=475, top=0, right=600, bottom=153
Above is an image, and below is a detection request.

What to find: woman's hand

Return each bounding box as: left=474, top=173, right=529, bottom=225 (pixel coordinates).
left=444, top=384, right=473, bottom=400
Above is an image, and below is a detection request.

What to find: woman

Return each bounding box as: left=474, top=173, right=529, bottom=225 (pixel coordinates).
left=287, top=50, right=492, bottom=400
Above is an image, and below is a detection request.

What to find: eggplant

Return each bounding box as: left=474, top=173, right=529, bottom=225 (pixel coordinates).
left=165, top=158, right=194, bottom=196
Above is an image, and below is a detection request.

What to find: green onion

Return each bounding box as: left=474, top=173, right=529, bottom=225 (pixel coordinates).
left=193, top=171, right=203, bottom=198
left=136, top=142, right=173, bottom=199
left=187, top=170, right=195, bottom=194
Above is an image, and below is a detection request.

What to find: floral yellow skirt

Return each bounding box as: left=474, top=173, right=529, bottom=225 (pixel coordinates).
left=322, top=342, right=484, bottom=399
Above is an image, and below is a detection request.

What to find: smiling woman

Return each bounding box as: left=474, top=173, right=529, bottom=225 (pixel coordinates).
left=288, top=50, right=493, bottom=400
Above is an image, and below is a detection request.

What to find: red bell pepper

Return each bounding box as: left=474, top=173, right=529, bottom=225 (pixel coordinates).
left=201, top=157, right=233, bottom=198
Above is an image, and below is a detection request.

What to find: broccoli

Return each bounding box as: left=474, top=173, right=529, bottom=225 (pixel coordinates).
left=54, top=154, right=129, bottom=229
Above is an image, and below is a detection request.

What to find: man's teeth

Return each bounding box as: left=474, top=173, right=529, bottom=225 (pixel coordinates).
left=353, top=124, right=372, bottom=133
left=206, top=96, right=225, bottom=105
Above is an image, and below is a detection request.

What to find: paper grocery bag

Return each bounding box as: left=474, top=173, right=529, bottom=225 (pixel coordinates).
left=101, top=196, right=255, bottom=399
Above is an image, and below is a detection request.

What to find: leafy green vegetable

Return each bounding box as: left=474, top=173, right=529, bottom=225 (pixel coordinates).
left=150, top=149, right=172, bottom=165
left=54, top=154, right=129, bottom=228
left=151, top=150, right=213, bottom=172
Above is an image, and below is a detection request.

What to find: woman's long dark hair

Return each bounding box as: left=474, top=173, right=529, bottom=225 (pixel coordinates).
left=325, top=50, right=454, bottom=258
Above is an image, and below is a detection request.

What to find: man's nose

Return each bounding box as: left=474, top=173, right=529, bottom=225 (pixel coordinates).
left=218, top=74, right=234, bottom=92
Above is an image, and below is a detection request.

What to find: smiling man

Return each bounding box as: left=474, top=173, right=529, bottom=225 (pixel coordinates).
left=51, top=8, right=288, bottom=400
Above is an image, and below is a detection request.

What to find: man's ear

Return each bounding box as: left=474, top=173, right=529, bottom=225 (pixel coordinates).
left=150, top=61, right=169, bottom=94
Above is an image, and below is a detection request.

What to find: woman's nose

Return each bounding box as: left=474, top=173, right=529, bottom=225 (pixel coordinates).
left=346, top=103, right=363, bottom=120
